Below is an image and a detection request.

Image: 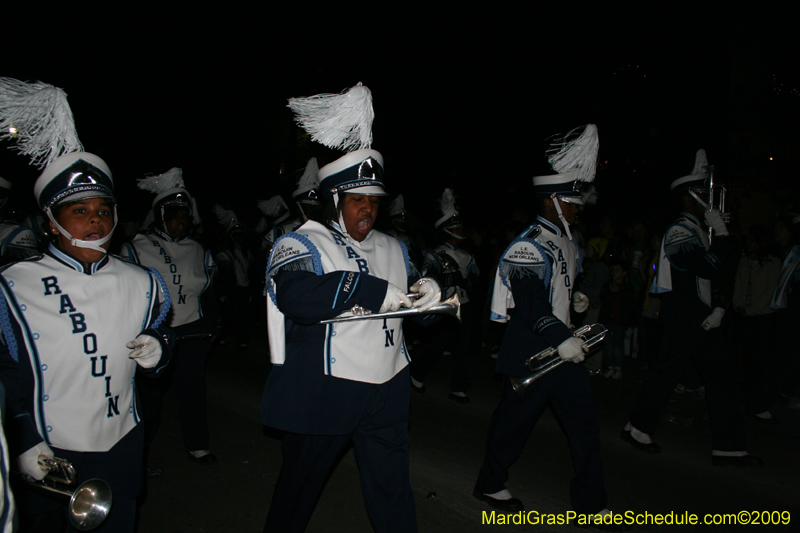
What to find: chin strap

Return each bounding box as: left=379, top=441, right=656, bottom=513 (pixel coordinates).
left=45, top=205, right=118, bottom=254
left=332, top=191, right=363, bottom=248
left=443, top=228, right=465, bottom=240
left=551, top=194, right=573, bottom=241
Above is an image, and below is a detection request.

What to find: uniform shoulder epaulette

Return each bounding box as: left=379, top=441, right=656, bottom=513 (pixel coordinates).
left=497, top=228, right=551, bottom=287
left=664, top=221, right=703, bottom=256
left=267, top=231, right=323, bottom=282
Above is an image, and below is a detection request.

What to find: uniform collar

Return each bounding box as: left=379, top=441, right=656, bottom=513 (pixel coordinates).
left=47, top=244, right=109, bottom=275
left=152, top=226, right=185, bottom=243
left=679, top=212, right=702, bottom=227
left=536, top=215, right=562, bottom=237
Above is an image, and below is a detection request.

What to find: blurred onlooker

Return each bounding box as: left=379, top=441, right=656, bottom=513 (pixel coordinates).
left=576, top=237, right=610, bottom=374
left=733, top=225, right=782, bottom=422
left=599, top=258, right=637, bottom=380
left=638, top=231, right=664, bottom=371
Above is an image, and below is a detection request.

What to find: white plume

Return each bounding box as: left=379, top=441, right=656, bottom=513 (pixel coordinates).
left=258, top=195, right=288, bottom=218
left=297, top=157, right=319, bottom=189
left=546, top=124, right=599, bottom=183
left=692, top=149, right=708, bottom=174
left=439, top=188, right=456, bottom=216
left=0, top=77, right=83, bottom=168
left=287, top=83, right=374, bottom=152
left=137, top=168, right=185, bottom=193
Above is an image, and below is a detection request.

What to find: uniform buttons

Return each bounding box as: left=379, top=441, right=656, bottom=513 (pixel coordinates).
left=43, top=395, right=49, bottom=401
left=6, top=280, right=13, bottom=287
left=331, top=331, right=337, bottom=336
left=46, top=426, right=53, bottom=433
left=146, top=292, right=151, bottom=298
left=41, top=364, right=48, bottom=371
left=33, top=333, right=40, bottom=340
left=330, top=358, right=336, bottom=364
left=20, top=304, right=27, bottom=311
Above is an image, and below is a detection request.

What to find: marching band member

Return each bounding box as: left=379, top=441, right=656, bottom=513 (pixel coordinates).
left=410, top=188, right=480, bottom=403
left=0, top=177, right=39, bottom=265
left=0, top=152, right=174, bottom=532
left=120, top=168, right=220, bottom=466
left=622, top=150, right=762, bottom=467
left=262, top=83, right=440, bottom=532
left=474, top=125, right=627, bottom=531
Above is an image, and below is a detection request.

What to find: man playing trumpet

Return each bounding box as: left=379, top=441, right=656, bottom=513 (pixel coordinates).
left=262, top=83, right=440, bottom=532
left=474, top=125, right=627, bottom=531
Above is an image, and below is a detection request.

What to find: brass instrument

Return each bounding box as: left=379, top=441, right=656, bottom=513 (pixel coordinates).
left=690, top=164, right=729, bottom=245
left=705, top=164, right=728, bottom=244
left=320, top=293, right=461, bottom=324
left=24, top=456, right=113, bottom=531
left=510, top=324, right=607, bottom=399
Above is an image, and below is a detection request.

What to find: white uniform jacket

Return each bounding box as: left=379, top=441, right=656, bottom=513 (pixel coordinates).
left=0, top=245, right=172, bottom=454
left=120, top=228, right=216, bottom=328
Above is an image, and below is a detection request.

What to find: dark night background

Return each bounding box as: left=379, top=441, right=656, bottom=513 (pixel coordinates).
left=2, top=6, right=799, bottom=235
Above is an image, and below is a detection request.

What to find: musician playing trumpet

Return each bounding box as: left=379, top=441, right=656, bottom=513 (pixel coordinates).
left=621, top=149, right=763, bottom=467
left=262, top=141, right=440, bottom=531
left=474, top=125, right=627, bottom=531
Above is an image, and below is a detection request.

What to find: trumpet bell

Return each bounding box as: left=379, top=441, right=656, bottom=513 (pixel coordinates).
left=70, top=478, right=113, bottom=531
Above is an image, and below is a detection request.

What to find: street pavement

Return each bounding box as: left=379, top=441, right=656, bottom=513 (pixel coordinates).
left=136, top=325, right=800, bottom=532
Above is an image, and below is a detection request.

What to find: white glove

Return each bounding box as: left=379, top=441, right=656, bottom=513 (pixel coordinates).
left=557, top=336, right=587, bottom=363
left=701, top=307, right=725, bottom=331
left=16, top=442, right=54, bottom=481
left=379, top=283, right=413, bottom=313
left=126, top=334, right=163, bottom=368
left=572, top=291, right=590, bottom=313
left=409, top=278, right=442, bottom=313
left=704, top=209, right=729, bottom=237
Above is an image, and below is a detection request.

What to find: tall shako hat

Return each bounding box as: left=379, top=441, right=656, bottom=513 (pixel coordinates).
left=138, top=167, right=192, bottom=210
left=671, top=149, right=709, bottom=194
left=138, top=168, right=201, bottom=229
left=532, top=124, right=599, bottom=240
left=288, top=83, right=387, bottom=200
left=435, top=188, right=463, bottom=239
left=1, top=77, right=117, bottom=254
left=213, top=204, right=241, bottom=233
left=291, top=157, right=321, bottom=205
left=34, top=152, right=114, bottom=209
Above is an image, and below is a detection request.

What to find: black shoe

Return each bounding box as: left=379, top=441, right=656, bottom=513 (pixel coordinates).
left=472, top=489, right=523, bottom=512
left=448, top=392, right=470, bottom=404
left=712, top=454, right=764, bottom=468
left=410, top=378, right=425, bottom=393
left=619, top=429, right=661, bottom=453
left=188, top=452, right=218, bottom=465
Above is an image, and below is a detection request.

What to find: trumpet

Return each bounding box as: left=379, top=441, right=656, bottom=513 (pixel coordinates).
left=510, top=324, right=607, bottom=399
left=690, top=164, right=729, bottom=245
left=705, top=164, right=728, bottom=244
left=24, top=455, right=113, bottom=531
left=320, top=293, right=461, bottom=324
